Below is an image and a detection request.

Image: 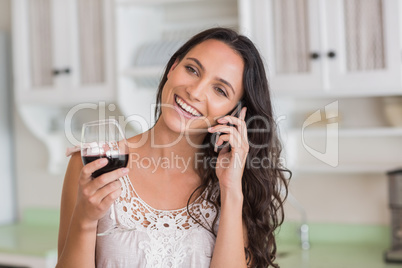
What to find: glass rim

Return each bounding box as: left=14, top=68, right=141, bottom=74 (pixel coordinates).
left=81, top=119, right=126, bottom=144
left=82, top=119, right=120, bottom=127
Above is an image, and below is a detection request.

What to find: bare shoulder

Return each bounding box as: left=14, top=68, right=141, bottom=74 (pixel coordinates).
left=65, top=152, right=84, bottom=181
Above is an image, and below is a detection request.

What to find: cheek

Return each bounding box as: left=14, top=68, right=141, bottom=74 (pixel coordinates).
left=161, top=84, right=174, bottom=104
left=207, top=104, right=231, bottom=124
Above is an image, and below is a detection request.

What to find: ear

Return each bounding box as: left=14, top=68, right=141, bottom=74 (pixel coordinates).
left=167, top=59, right=179, bottom=78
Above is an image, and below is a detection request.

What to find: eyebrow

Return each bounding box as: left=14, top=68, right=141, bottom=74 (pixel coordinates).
left=187, top=57, right=236, bottom=96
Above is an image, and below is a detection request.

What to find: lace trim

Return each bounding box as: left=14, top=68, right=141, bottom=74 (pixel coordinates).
left=112, top=176, right=219, bottom=268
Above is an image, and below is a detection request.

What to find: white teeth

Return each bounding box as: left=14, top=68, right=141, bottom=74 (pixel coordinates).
left=175, top=96, right=201, bottom=117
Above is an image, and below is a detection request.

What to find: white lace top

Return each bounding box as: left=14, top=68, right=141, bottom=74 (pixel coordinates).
left=95, top=175, right=220, bottom=268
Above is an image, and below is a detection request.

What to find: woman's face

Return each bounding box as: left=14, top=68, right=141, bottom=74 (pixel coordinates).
left=160, top=39, right=245, bottom=135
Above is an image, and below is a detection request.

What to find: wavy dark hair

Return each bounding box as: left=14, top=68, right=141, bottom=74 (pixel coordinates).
left=154, top=27, right=291, bottom=268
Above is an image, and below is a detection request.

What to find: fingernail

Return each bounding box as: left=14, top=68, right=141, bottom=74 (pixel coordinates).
left=100, top=158, right=108, bottom=165
left=218, top=118, right=228, bottom=123
left=208, top=127, right=213, bottom=132
left=122, top=168, right=129, bottom=174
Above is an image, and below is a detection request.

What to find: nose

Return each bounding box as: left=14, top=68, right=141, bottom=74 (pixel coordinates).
left=185, top=81, right=206, bottom=102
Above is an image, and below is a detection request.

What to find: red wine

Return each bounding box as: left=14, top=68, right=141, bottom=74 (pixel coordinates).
left=82, top=154, right=129, bottom=178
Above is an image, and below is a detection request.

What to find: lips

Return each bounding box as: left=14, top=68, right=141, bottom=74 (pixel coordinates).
left=174, top=94, right=203, bottom=118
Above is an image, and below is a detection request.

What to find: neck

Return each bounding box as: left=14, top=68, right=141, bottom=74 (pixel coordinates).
left=140, top=118, right=208, bottom=174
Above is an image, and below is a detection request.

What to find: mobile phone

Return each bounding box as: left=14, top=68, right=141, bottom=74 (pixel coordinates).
left=214, top=101, right=243, bottom=153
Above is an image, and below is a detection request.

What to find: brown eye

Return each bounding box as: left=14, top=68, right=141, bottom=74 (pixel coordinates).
left=215, top=87, right=227, bottom=97
left=185, top=66, right=198, bottom=76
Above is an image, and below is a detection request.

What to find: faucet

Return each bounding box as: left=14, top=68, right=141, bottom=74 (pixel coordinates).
left=287, top=191, right=310, bottom=250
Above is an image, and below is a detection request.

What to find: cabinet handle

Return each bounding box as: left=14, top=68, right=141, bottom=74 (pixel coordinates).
left=53, top=68, right=71, bottom=76
left=327, top=51, right=336, bottom=58
left=310, top=52, right=320, bottom=59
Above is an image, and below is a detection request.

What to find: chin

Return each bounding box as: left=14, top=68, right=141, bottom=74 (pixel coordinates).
left=161, top=109, right=210, bottom=136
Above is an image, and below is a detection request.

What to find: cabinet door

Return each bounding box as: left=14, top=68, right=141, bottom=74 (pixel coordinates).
left=325, top=0, right=401, bottom=92
left=72, top=0, right=114, bottom=102
left=13, top=0, right=114, bottom=105
left=249, top=0, right=324, bottom=94
left=13, top=0, right=55, bottom=100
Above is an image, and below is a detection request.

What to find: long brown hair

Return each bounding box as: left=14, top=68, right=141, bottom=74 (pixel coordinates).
left=154, top=27, right=291, bottom=268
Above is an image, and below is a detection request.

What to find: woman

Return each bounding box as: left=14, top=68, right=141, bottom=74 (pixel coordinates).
left=57, top=27, right=290, bottom=268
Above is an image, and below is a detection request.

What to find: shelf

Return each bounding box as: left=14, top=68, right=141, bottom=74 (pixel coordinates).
left=161, top=17, right=238, bottom=32
left=121, top=66, right=165, bottom=89
left=116, top=0, right=218, bottom=6
left=289, top=127, right=402, bottom=137
left=122, top=66, right=164, bottom=78
left=292, top=163, right=401, bottom=174
left=274, top=88, right=402, bottom=99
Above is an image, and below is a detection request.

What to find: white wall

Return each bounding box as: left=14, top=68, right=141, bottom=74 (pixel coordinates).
left=281, top=97, right=391, bottom=226
left=0, top=7, right=15, bottom=224
left=284, top=173, right=389, bottom=225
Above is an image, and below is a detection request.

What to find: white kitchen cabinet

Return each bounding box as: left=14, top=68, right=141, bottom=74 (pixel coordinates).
left=12, top=0, right=115, bottom=106
left=12, top=0, right=116, bottom=174
left=239, top=0, right=402, bottom=174
left=240, top=0, right=402, bottom=96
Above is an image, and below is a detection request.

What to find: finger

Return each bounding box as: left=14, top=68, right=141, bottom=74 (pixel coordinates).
left=218, top=142, right=231, bottom=155
left=215, top=133, right=230, bottom=147
left=209, top=124, right=237, bottom=134
left=215, top=131, right=242, bottom=150
left=210, top=125, right=242, bottom=147
left=91, top=167, right=129, bottom=191
left=222, top=108, right=248, bottom=141
left=214, top=133, right=229, bottom=153
left=81, top=158, right=108, bottom=181
left=240, top=107, right=247, bottom=121
left=240, top=107, right=248, bottom=140
left=217, top=114, right=246, bottom=132
left=240, top=108, right=248, bottom=141
left=94, top=179, right=122, bottom=207
left=99, top=186, right=123, bottom=212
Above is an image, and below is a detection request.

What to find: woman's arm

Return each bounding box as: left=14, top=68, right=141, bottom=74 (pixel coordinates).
left=209, top=191, right=249, bottom=268
left=56, top=152, right=127, bottom=267
left=209, top=107, right=250, bottom=267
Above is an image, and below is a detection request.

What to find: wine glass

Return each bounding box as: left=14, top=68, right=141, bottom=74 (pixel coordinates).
left=81, top=119, right=130, bottom=236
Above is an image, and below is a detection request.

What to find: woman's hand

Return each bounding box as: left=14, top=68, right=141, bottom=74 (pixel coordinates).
left=208, top=107, right=249, bottom=196
left=73, top=158, right=128, bottom=230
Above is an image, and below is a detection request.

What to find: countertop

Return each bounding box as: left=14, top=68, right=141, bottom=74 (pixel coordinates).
left=276, top=222, right=400, bottom=268
left=0, top=209, right=399, bottom=268
left=277, top=242, right=401, bottom=268
left=0, top=208, right=59, bottom=259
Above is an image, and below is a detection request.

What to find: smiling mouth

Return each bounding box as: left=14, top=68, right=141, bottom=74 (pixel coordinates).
left=174, top=94, right=203, bottom=117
